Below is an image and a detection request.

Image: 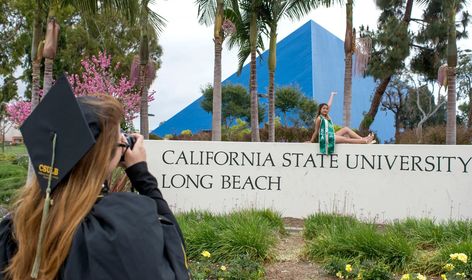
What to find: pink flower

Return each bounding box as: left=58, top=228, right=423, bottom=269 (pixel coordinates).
left=7, top=51, right=153, bottom=128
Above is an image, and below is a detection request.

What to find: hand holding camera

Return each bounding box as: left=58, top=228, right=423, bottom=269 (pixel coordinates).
left=121, top=133, right=146, bottom=168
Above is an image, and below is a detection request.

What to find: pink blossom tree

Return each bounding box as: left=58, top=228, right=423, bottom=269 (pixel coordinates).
left=6, top=51, right=153, bottom=129
left=69, top=51, right=154, bottom=128
left=5, top=101, right=32, bottom=128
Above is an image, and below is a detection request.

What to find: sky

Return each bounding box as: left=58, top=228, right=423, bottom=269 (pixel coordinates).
left=146, top=1, right=472, bottom=131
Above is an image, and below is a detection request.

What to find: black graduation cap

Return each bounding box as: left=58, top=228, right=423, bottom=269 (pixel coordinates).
left=20, top=75, right=100, bottom=194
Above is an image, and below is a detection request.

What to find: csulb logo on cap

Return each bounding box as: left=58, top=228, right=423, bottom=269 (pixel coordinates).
left=38, top=164, right=59, bottom=177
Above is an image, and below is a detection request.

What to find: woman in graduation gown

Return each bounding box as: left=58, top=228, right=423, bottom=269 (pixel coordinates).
left=307, top=92, right=375, bottom=155
left=0, top=93, right=189, bottom=280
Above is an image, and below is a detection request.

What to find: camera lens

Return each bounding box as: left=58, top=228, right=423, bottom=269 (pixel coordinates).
left=125, top=134, right=135, bottom=150
left=120, top=133, right=135, bottom=162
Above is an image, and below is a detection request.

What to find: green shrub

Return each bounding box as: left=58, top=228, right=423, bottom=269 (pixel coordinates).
left=360, top=260, right=394, bottom=280
left=222, top=119, right=251, bottom=141
left=219, top=213, right=277, bottom=261
left=180, top=129, right=192, bottom=136
left=387, top=218, right=472, bottom=251
left=306, top=219, right=414, bottom=271
left=176, top=209, right=283, bottom=278
left=396, top=125, right=472, bottom=144
left=304, top=213, right=359, bottom=240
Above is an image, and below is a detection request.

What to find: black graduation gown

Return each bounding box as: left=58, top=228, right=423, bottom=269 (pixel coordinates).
left=0, top=162, right=189, bottom=280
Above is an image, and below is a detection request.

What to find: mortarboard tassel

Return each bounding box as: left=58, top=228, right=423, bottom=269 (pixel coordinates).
left=31, top=133, right=57, bottom=279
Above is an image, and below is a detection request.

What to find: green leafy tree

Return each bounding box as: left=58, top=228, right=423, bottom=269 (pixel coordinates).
left=297, top=96, right=318, bottom=128
left=380, top=76, right=409, bottom=141
left=0, top=76, right=18, bottom=152
left=275, top=86, right=302, bottom=126
left=457, top=50, right=472, bottom=127
left=201, top=83, right=265, bottom=128
left=0, top=0, right=29, bottom=78
left=358, top=0, right=414, bottom=134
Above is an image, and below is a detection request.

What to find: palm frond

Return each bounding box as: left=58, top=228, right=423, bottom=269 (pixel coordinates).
left=195, top=0, right=217, bottom=26
left=285, top=0, right=343, bottom=20
left=146, top=2, right=167, bottom=35
left=65, top=0, right=141, bottom=24
left=237, top=42, right=251, bottom=74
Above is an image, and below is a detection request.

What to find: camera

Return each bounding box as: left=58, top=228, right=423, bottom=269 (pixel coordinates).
left=123, top=133, right=136, bottom=150
left=120, top=133, right=136, bottom=162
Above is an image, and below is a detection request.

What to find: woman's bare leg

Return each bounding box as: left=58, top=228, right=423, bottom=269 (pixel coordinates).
left=335, top=134, right=373, bottom=144
left=336, top=127, right=363, bottom=139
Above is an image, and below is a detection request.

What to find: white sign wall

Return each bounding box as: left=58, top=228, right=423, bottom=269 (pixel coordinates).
left=145, top=141, right=472, bottom=221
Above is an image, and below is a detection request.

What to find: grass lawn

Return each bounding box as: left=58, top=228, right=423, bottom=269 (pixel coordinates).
left=0, top=144, right=27, bottom=156
left=0, top=145, right=28, bottom=207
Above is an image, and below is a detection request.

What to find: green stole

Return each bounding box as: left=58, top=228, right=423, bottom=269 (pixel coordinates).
left=319, top=115, right=335, bottom=155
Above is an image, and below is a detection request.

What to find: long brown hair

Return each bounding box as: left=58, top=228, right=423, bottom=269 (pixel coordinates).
left=6, top=95, right=123, bottom=280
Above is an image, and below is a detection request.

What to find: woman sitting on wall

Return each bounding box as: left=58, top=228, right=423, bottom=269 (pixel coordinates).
left=307, top=92, right=375, bottom=155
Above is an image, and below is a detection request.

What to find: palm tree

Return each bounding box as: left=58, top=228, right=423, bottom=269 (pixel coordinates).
left=343, top=0, right=353, bottom=127
left=136, top=0, right=165, bottom=139
left=227, top=0, right=266, bottom=142
left=195, top=0, right=235, bottom=141
left=262, top=0, right=343, bottom=142
left=445, top=0, right=459, bottom=145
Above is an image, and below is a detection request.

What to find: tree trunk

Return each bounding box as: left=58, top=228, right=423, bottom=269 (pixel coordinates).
left=416, top=122, right=424, bottom=144
left=394, top=113, right=400, bottom=143
left=31, top=62, right=41, bottom=109
left=26, top=1, right=44, bottom=185
left=1, top=122, right=5, bottom=153
left=139, top=16, right=150, bottom=139
left=268, top=70, right=275, bottom=139
left=212, top=38, right=223, bottom=141
left=43, top=58, right=54, bottom=95
left=249, top=12, right=260, bottom=142
left=446, top=67, right=456, bottom=144
left=467, top=90, right=472, bottom=128
left=343, top=0, right=353, bottom=127
left=139, top=64, right=149, bottom=139
left=359, top=76, right=391, bottom=134
left=358, top=0, right=413, bottom=134
left=343, top=55, right=352, bottom=127
left=212, top=0, right=224, bottom=141
left=250, top=50, right=260, bottom=142
left=268, top=26, right=277, bottom=142
left=446, top=1, right=457, bottom=145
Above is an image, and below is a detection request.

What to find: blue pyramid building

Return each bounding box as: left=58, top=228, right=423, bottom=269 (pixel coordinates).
left=152, top=20, right=394, bottom=141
